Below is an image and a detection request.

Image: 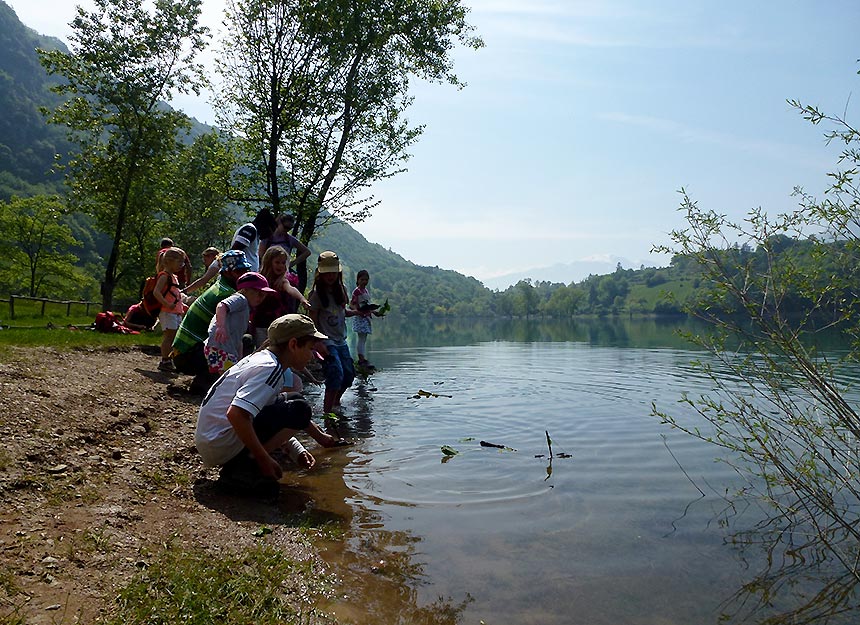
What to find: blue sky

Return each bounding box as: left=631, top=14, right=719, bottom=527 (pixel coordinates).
left=8, top=0, right=860, bottom=287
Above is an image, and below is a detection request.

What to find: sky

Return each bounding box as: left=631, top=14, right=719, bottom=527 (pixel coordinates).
left=7, top=0, right=860, bottom=287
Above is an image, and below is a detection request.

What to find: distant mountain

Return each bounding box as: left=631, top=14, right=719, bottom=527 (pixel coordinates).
left=482, top=256, right=654, bottom=289
left=0, top=0, right=74, bottom=198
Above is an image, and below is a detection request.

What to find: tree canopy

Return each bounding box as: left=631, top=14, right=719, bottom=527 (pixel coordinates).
left=215, top=0, right=482, bottom=290
left=38, top=0, right=209, bottom=309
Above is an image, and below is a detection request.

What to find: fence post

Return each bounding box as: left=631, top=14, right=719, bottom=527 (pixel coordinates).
left=9, top=295, right=14, bottom=320
left=41, top=299, right=47, bottom=316
left=67, top=301, right=72, bottom=315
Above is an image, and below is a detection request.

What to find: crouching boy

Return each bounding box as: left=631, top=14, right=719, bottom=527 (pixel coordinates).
left=194, top=314, right=346, bottom=494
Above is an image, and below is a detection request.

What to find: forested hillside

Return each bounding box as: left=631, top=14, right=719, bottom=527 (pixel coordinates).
left=0, top=1, right=496, bottom=313
left=0, top=1, right=72, bottom=199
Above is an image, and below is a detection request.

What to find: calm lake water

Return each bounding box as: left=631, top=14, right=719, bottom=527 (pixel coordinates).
left=283, top=317, right=856, bottom=625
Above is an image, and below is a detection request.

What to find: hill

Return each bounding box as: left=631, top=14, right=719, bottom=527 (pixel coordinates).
left=0, top=0, right=74, bottom=199
left=313, top=220, right=492, bottom=316
left=0, top=2, right=495, bottom=314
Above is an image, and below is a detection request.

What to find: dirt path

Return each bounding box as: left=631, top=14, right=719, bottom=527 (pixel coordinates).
left=0, top=346, right=327, bottom=624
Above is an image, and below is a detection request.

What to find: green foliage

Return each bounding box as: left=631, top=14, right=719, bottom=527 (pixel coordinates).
left=215, top=0, right=482, bottom=292
left=652, top=86, right=860, bottom=622
left=0, top=195, right=97, bottom=297
left=106, top=544, right=332, bottom=625
left=38, top=0, right=209, bottom=309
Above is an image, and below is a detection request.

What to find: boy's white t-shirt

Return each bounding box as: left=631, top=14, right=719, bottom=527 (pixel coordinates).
left=195, top=349, right=296, bottom=467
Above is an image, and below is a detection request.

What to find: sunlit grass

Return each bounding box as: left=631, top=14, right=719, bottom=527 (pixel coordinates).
left=0, top=296, right=160, bottom=350
left=107, top=544, right=335, bottom=625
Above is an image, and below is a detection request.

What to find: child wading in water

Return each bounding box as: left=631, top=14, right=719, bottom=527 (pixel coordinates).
left=308, top=251, right=358, bottom=414
left=350, top=269, right=382, bottom=370
left=204, top=272, right=275, bottom=376
left=155, top=247, right=188, bottom=371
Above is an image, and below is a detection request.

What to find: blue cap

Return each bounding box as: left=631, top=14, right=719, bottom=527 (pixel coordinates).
left=220, top=250, right=251, bottom=273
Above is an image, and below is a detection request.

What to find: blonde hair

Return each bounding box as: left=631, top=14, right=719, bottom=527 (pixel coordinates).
left=157, top=247, right=185, bottom=273
left=260, top=245, right=289, bottom=285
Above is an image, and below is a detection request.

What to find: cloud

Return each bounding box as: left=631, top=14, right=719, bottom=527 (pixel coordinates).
left=599, top=111, right=831, bottom=169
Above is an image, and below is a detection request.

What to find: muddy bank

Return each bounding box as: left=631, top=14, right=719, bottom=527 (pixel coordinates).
left=0, top=346, right=335, bottom=624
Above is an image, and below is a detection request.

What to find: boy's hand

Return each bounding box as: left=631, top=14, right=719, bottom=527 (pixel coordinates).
left=256, top=453, right=283, bottom=480
left=214, top=325, right=228, bottom=343
left=298, top=451, right=316, bottom=469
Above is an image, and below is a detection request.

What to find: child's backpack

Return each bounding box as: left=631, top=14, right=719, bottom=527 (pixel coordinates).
left=141, top=271, right=177, bottom=316
left=93, top=311, right=137, bottom=334
left=95, top=311, right=121, bottom=333
left=124, top=302, right=157, bottom=330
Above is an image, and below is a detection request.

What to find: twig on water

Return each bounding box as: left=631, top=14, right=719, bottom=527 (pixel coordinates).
left=545, top=430, right=553, bottom=460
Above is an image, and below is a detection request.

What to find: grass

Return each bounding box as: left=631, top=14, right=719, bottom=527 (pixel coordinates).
left=106, top=544, right=335, bottom=625
left=0, top=296, right=160, bottom=351
left=0, top=324, right=160, bottom=351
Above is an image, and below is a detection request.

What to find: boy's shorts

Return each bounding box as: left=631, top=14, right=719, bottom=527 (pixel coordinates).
left=158, top=311, right=182, bottom=330
left=204, top=345, right=237, bottom=374
left=254, top=395, right=313, bottom=441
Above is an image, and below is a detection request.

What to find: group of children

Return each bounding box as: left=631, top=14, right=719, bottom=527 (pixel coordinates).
left=145, top=222, right=384, bottom=495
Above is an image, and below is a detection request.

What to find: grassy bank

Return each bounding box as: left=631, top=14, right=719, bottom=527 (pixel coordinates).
left=0, top=296, right=161, bottom=353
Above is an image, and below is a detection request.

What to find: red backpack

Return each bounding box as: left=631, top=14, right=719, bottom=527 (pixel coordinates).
left=141, top=271, right=178, bottom=316
left=94, top=311, right=137, bottom=334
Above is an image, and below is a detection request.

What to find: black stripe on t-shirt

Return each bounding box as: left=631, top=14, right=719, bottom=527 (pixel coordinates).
left=265, top=362, right=284, bottom=389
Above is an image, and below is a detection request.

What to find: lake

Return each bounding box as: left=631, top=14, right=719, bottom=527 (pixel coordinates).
left=283, top=317, right=855, bottom=625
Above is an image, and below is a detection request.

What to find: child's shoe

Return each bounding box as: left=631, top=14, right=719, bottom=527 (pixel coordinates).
left=158, top=359, right=175, bottom=372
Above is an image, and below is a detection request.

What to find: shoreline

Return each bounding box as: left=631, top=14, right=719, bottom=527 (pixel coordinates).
left=0, top=345, right=346, bottom=624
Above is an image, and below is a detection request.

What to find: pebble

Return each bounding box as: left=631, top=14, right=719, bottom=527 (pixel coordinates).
left=46, top=464, right=67, bottom=474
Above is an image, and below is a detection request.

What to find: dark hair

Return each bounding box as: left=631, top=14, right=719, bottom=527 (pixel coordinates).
left=356, top=269, right=369, bottom=281
left=253, top=209, right=277, bottom=236
left=311, top=269, right=346, bottom=308
left=160, top=237, right=174, bottom=249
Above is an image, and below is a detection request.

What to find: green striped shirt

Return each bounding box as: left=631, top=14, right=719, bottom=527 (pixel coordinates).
left=172, top=277, right=236, bottom=355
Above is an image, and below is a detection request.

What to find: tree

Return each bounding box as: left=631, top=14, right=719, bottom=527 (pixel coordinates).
left=215, top=0, right=481, bottom=291
left=39, top=0, right=208, bottom=309
left=652, top=90, right=860, bottom=622
left=0, top=195, right=93, bottom=297
left=160, top=131, right=241, bottom=258
left=514, top=279, right=540, bottom=318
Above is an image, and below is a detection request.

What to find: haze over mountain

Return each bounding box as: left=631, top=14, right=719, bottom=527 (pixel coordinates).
left=482, top=256, right=648, bottom=290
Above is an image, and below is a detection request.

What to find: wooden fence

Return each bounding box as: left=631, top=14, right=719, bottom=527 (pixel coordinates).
left=3, top=295, right=99, bottom=319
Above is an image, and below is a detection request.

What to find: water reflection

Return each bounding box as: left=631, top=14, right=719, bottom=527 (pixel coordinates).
left=362, top=315, right=710, bottom=350
left=287, top=367, right=471, bottom=624
left=319, top=318, right=860, bottom=624
left=287, top=444, right=471, bottom=622
left=712, top=505, right=860, bottom=624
